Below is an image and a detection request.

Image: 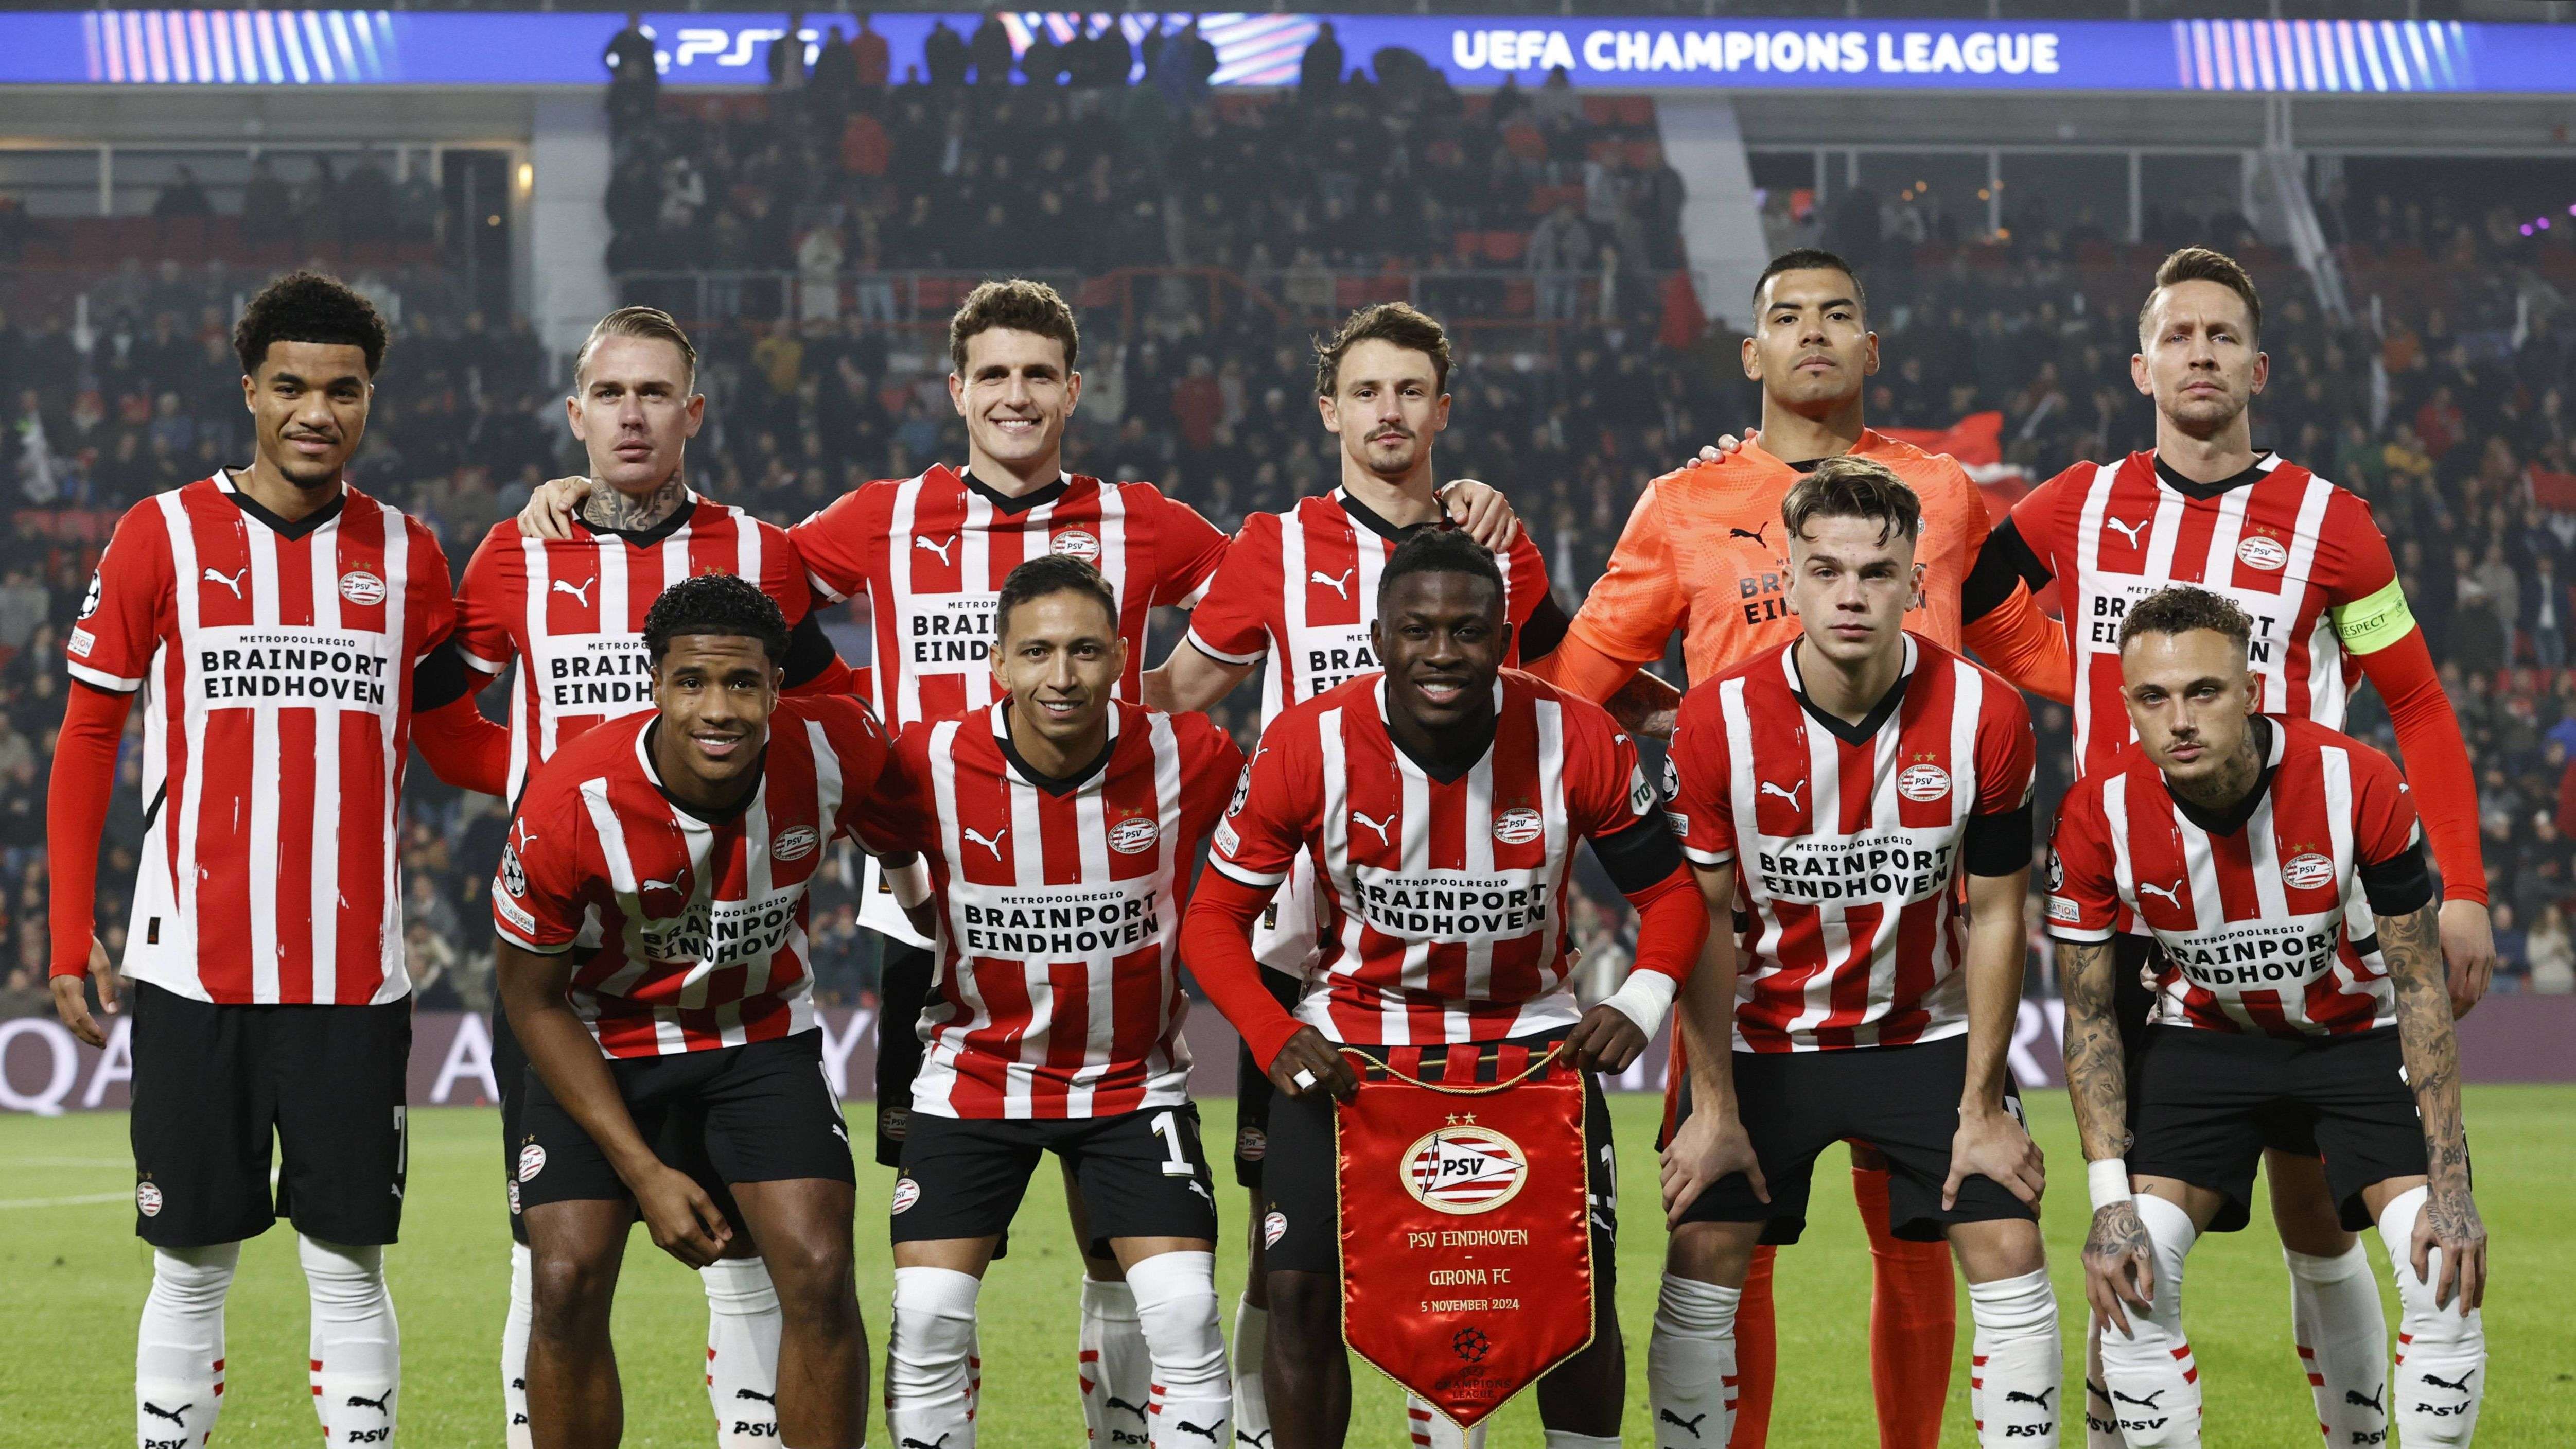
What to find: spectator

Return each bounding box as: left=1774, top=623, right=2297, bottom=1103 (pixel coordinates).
left=851, top=13, right=889, bottom=90
left=810, top=23, right=858, bottom=115
left=1021, top=27, right=1061, bottom=92
left=922, top=18, right=967, bottom=86
left=1299, top=20, right=1342, bottom=95
left=2528, top=903, right=2575, bottom=993
left=968, top=12, right=1012, bottom=86
left=2529, top=550, right=2569, bottom=669
left=768, top=12, right=808, bottom=92
left=603, top=10, right=658, bottom=129
left=152, top=166, right=212, bottom=219
left=241, top=157, right=291, bottom=247
left=1529, top=201, right=1590, bottom=322
left=797, top=224, right=844, bottom=323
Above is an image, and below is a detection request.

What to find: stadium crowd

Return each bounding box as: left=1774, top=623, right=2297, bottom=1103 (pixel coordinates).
left=4, top=56, right=2574, bottom=1016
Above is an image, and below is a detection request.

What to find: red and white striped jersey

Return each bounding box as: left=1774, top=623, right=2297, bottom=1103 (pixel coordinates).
left=1209, top=670, right=1659, bottom=1046
left=2045, top=715, right=2430, bottom=1039
left=791, top=465, right=1229, bottom=730
left=493, top=695, right=895, bottom=1058
left=1186, top=490, right=1555, bottom=715
left=64, top=474, right=454, bottom=1005
left=868, top=701, right=1242, bottom=1119
left=2010, top=452, right=2412, bottom=781
left=1184, top=488, right=1556, bottom=976
left=452, top=493, right=811, bottom=799
left=1666, top=634, right=2035, bottom=1053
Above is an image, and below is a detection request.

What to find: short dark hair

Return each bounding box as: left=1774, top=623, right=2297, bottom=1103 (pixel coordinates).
left=1315, top=301, right=1452, bottom=397
left=995, top=554, right=1118, bottom=642
left=1753, top=247, right=1866, bottom=320
left=2139, top=246, right=2262, bottom=344
left=233, top=269, right=389, bottom=378
left=951, top=278, right=1080, bottom=375
left=576, top=305, right=698, bottom=389
left=1376, top=525, right=1503, bottom=617
left=1781, top=455, right=1921, bottom=547
left=643, top=573, right=791, bottom=664
left=2117, top=584, right=2253, bottom=655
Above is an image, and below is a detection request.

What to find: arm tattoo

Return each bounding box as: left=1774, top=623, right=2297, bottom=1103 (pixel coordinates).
left=2382, top=902, right=2477, bottom=1208
left=2058, top=938, right=2130, bottom=1166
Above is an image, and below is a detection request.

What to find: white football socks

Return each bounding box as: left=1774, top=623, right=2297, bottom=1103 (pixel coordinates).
left=2377, top=1186, right=2485, bottom=1448
left=1126, top=1250, right=1231, bottom=1449
left=2285, top=1241, right=2387, bottom=1447
left=1540, top=1435, right=1621, bottom=1448
left=2081, top=1323, right=2122, bottom=1449
left=2095, top=1195, right=2201, bottom=1448
left=1408, top=1399, right=1487, bottom=1448
left=300, top=1235, right=399, bottom=1446
left=501, top=1242, right=533, bottom=1449
left=1080, top=1276, right=1154, bottom=1446
left=703, top=1255, right=784, bottom=1447
left=137, top=1242, right=236, bottom=1449
left=1968, top=1268, right=2062, bottom=1447
left=1231, top=1296, right=1271, bottom=1446
left=888, top=1266, right=982, bottom=1449
left=1646, top=1271, right=1738, bottom=1449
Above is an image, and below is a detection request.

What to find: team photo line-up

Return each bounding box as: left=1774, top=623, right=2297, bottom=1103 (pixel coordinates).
left=45, top=242, right=2493, bottom=1449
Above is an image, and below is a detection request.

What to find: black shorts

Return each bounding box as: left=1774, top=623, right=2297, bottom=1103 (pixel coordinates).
left=1233, top=969, right=1307, bottom=1190
left=1674, top=1035, right=2038, bottom=1245
left=514, top=1031, right=855, bottom=1214
left=492, top=1008, right=753, bottom=1245
left=1262, top=1035, right=1617, bottom=1279
left=2113, top=936, right=2317, bottom=1158
left=128, top=981, right=411, bottom=1249
left=2129, top=1025, right=2441, bottom=1234
left=875, top=940, right=936, bottom=1168
left=889, top=1104, right=1220, bottom=1254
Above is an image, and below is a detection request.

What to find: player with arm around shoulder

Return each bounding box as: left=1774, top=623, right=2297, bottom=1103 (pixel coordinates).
left=2052, top=586, right=2485, bottom=1449
left=494, top=575, right=903, bottom=1449
left=865, top=554, right=1246, bottom=1449
left=1181, top=527, right=1711, bottom=1449
left=1653, top=458, right=2062, bottom=1449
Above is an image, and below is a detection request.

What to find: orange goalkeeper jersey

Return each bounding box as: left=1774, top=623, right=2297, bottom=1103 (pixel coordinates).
left=1534, top=430, right=2070, bottom=700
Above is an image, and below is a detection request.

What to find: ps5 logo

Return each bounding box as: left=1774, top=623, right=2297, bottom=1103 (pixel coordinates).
left=665, top=26, right=822, bottom=73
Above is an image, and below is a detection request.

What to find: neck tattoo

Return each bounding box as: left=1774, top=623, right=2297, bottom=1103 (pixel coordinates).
left=581, top=473, right=687, bottom=532
left=2176, top=734, right=2262, bottom=813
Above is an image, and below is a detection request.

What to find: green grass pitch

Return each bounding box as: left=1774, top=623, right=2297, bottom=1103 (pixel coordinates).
left=5, top=1087, right=2569, bottom=1445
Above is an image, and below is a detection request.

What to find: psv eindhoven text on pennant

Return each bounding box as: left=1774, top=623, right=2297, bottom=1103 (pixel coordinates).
left=1335, top=1056, right=1594, bottom=1430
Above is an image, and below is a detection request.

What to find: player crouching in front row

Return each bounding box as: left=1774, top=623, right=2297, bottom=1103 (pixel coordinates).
left=495, top=574, right=903, bottom=1449
left=1653, top=458, right=2063, bottom=1447
left=2052, top=586, right=2486, bottom=1449
left=865, top=554, right=1247, bottom=1449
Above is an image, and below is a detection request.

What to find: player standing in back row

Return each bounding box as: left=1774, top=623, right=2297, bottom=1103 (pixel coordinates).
left=1976, top=247, right=2491, bottom=1448
left=455, top=307, right=859, bottom=1448
left=870, top=555, right=1244, bottom=1449
left=2051, top=586, right=2485, bottom=1448
left=47, top=271, right=511, bottom=1449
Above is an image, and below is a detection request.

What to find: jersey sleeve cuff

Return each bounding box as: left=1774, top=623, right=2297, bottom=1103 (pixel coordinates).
left=1186, top=629, right=1263, bottom=668
left=454, top=643, right=510, bottom=675
left=1681, top=844, right=1734, bottom=868
left=1208, top=856, right=1288, bottom=889
left=2045, top=922, right=2116, bottom=944
left=65, top=661, right=142, bottom=693
left=804, top=568, right=849, bottom=604
left=496, top=922, right=574, bottom=955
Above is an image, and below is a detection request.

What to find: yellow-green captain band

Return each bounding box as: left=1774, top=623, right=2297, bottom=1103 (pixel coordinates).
left=2332, top=577, right=2417, bottom=656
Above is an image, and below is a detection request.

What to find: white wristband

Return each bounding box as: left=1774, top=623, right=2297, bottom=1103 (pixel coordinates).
left=2088, top=1158, right=2134, bottom=1214
left=1599, top=970, right=1680, bottom=1039
left=887, top=856, right=932, bottom=911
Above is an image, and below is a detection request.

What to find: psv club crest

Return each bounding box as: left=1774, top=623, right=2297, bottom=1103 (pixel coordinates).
left=1401, top=1119, right=1530, bottom=1216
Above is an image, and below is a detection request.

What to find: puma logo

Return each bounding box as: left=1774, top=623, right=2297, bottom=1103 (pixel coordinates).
left=2136, top=880, right=2183, bottom=909
left=1758, top=779, right=1806, bottom=810
left=2113, top=1389, right=2166, bottom=1409
left=640, top=876, right=684, bottom=895
left=346, top=1390, right=394, bottom=1413
left=963, top=826, right=1007, bottom=858
left=901, top=1438, right=950, bottom=1449
left=2105, top=516, right=2150, bottom=549
left=2347, top=1386, right=2385, bottom=1413
left=735, top=1388, right=776, bottom=1403
left=1237, top=1431, right=1274, bottom=1448
left=1310, top=568, right=1354, bottom=600
left=1350, top=810, right=1393, bottom=845
left=1659, top=1407, right=1710, bottom=1437
left=916, top=534, right=958, bottom=567
left=2421, top=1369, right=2475, bottom=1393
left=141, top=1402, right=191, bottom=1425
left=202, top=566, right=247, bottom=600
left=1729, top=523, right=1770, bottom=546
left=1105, top=1395, right=1150, bottom=1419
left=1176, top=1421, right=1224, bottom=1442
left=551, top=577, right=595, bottom=607
left=2006, top=1387, right=2057, bottom=1408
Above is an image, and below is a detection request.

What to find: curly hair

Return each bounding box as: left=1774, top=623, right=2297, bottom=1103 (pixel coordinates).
left=232, top=269, right=389, bottom=378
left=2116, top=584, right=2254, bottom=655
left=1376, top=522, right=1502, bottom=616
left=1780, top=455, right=1922, bottom=546
left=642, top=573, right=791, bottom=664
left=950, top=278, right=1080, bottom=375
